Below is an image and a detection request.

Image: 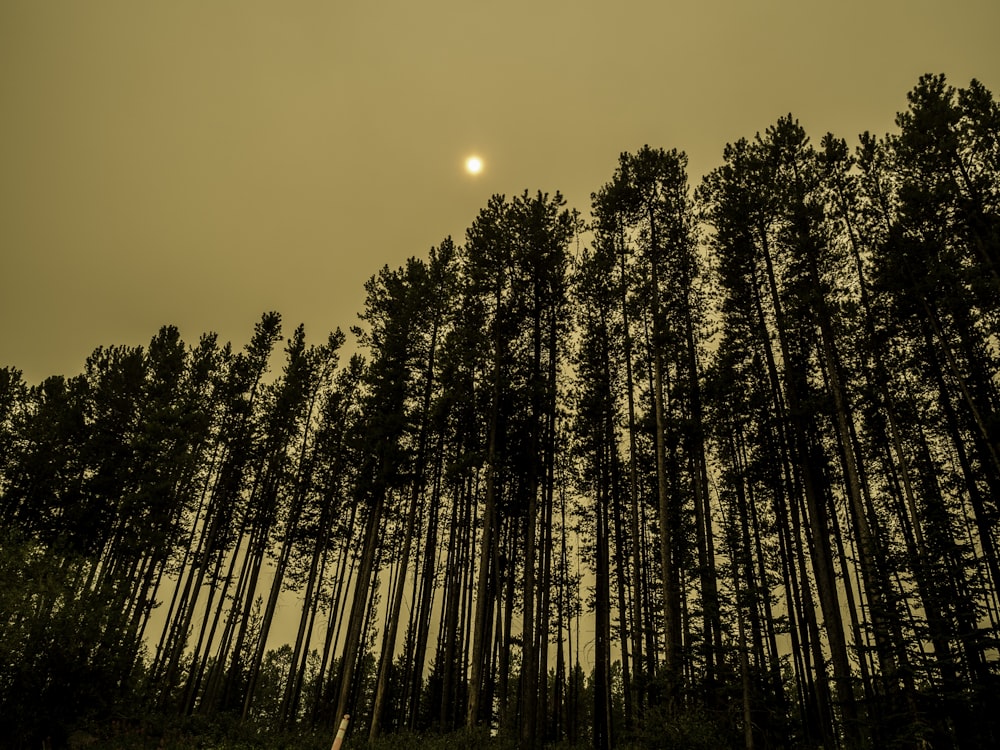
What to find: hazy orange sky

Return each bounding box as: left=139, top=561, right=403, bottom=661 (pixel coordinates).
left=2, top=0, right=998, bottom=383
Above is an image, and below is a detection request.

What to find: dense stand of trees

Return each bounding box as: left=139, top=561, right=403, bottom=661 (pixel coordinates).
left=2, top=74, right=999, bottom=749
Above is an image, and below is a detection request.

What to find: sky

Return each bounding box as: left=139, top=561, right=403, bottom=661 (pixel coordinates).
left=2, top=0, right=999, bottom=385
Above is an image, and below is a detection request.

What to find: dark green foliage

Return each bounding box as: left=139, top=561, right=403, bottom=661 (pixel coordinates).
left=0, top=532, right=147, bottom=749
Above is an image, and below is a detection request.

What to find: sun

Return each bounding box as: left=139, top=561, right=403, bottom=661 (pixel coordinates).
left=465, top=155, right=483, bottom=175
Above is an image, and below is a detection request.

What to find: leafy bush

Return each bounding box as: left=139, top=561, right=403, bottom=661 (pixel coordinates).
left=625, top=704, right=737, bottom=750
left=0, top=534, right=147, bottom=749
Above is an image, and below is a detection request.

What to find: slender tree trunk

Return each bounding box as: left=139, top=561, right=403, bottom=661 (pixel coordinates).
left=467, top=307, right=503, bottom=729
left=332, top=484, right=387, bottom=730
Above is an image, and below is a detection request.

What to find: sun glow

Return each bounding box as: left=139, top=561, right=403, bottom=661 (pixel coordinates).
left=465, top=155, right=483, bottom=174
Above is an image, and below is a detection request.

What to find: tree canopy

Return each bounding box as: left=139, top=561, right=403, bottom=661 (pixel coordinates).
left=2, top=73, right=999, bottom=750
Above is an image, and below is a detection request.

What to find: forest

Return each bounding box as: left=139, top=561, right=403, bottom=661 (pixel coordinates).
left=1, top=73, right=999, bottom=750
